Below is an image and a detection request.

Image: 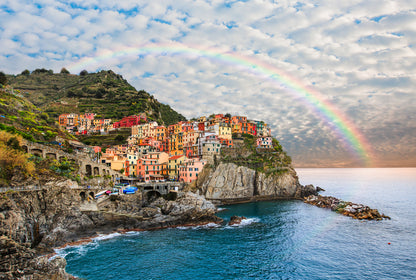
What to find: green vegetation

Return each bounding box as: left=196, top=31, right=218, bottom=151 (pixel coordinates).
left=78, top=129, right=131, bottom=146
left=221, top=134, right=292, bottom=176
left=60, top=68, right=70, bottom=74
left=0, top=71, right=7, bottom=86
left=0, top=131, right=35, bottom=186
left=0, top=88, right=71, bottom=142
left=29, top=155, right=80, bottom=182
left=6, top=69, right=186, bottom=125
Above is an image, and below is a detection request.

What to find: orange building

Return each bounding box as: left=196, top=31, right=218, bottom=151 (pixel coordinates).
left=231, top=116, right=247, bottom=124
left=219, top=138, right=233, bottom=148
left=136, top=152, right=169, bottom=182
left=241, top=122, right=257, bottom=136
left=231, top=123, right=242, bottom=134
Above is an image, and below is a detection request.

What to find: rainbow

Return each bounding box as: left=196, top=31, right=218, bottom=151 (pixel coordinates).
left=68, top=43, right=373, bottom=166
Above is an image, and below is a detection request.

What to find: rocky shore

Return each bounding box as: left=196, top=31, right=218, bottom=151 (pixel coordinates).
left=0, top=180, right=221, bottom=280
left=304, top=195, right=391, bottom=220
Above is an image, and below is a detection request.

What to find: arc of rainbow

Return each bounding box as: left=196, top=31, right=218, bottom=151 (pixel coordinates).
left=68, top=43, right=373, bottom=166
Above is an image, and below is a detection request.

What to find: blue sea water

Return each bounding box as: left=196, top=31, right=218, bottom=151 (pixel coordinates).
left=60, top=168, right=416, bottom=279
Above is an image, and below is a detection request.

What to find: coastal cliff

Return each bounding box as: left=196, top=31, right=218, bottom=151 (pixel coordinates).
left=0, top=180, right=220, bottom=279
left=194, top=163, right=316, bottom=204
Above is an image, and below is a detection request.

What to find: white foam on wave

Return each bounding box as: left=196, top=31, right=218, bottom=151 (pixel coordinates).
left=125, top=231, right=142, bottom=236
left=92, top=232, right=122, bottom=241
left=216, top=207, right=228, bottom=212
left=227, top=217, right=260, bottom=228
left=176, top=223, right=222, bottom=230
left=54, top=232, right=124, bottom=259
left=54, top=241, right=99, bottom=260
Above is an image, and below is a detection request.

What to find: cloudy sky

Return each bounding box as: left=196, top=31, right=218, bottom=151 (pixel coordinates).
left=1, top=0, right=415, bottom=167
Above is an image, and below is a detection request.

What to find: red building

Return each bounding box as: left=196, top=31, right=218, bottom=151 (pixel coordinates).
left=113, top=115, right=147, bottom=128
left=198, top=122, right=205, bottom=131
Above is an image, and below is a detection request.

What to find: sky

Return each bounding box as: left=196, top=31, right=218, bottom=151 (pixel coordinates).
left=0, top=0, right=415, bottom=167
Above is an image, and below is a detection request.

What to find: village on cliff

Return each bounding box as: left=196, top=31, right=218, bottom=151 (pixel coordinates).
left=58, top=113, right=274, bottom=184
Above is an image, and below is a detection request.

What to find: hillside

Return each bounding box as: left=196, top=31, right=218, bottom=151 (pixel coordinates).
left=7, top=69, right=186, bottom=125
left=0, top=87, right=70, bottom=142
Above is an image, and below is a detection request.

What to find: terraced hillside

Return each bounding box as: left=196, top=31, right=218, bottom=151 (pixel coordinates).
left=7, top=69, right=186, bottom=125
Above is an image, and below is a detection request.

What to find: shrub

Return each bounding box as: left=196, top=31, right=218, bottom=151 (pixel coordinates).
left=60, top=68, right=70, bottom=74
left=164, top=192, right=177, bottom=201
left=21, top=69, right=30, bottom=75
left=0, top=71, right=7, bottom=86
left=0, top=144, right=35, bottom=181
left=80, top=70, right=88, bottom=76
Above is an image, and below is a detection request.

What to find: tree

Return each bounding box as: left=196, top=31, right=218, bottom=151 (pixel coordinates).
left=115, top=134, right=125, bottom=143
left=32, top=68, right=49, bottom=74
left=60, top=67, right=70, bottom=74
left=0, top=71, right=7, bottom=86
left=80, top=70, right=88, bottom=76
left=21, top=69, right=30, bottom=75
left=66, top=90, right=76, bottom=98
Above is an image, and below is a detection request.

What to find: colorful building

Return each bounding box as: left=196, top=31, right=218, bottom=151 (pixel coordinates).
left=179, top=159, right=207, bottom=183
left=231, top=116, right=247, bottom=124
left=136, top=152, right=169, bottom=182
left=113, top=115, right=147, bottom=128
left=256, top=137, right=273, bottom=149
left=241, top=122, right=257, bottom=136
left=168, top=155, right=186, bottom=180
left=218, top=124, right=232, bottom=140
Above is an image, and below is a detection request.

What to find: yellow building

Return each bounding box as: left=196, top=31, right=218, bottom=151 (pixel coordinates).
left=219, top=124, right=232, bottom=140
left=168, top=155, right=186, bottom=179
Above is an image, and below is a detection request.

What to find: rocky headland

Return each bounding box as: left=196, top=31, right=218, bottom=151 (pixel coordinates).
left=193, top=163, right=318, bottom=204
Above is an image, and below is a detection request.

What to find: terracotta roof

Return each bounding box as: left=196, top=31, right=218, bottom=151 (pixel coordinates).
left=169, top=155, right=184, bottom=160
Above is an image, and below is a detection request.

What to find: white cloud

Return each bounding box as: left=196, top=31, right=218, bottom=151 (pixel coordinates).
left=0, top=0, right=415, bottom=166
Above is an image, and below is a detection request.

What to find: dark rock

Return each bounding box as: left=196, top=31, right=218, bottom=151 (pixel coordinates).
left=301, top=184, right=318, bottom=197
left=316, top=186, right=325, bottom=192
left=303, top=194, right=390, bottom=221
left=229, top=215, right=247, bottom=226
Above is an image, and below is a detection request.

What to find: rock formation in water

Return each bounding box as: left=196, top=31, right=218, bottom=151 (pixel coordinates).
left=194, top=163, right=317, bottom=204
left=303, top=195, right=391, bottom=220
left=228, top=215, right=247, bottom=226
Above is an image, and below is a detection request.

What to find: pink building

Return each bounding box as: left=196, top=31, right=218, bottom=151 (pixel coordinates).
left=137, top=152, right=169, bottom=182
left=179, top=159, right=207, bottom=183
left=256, top=137, right=273, bottom=149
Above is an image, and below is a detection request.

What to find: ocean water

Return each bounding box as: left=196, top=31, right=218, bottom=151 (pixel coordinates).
left=60, top=168, right=416, bottom=279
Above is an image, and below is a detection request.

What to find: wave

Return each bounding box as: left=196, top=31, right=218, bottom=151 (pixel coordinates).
left=176, top=222, right=222, bottom=230
left=54, top=241, right=99, bottom=260
left=54, top=232, right=130, bottom=260
left=226, top=217, right=260, bottom=228
left=92, top=232, right=122, bottom=241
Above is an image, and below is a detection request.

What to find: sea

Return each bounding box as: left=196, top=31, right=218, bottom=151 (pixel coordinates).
left=57, top=168, right=416, bottom=279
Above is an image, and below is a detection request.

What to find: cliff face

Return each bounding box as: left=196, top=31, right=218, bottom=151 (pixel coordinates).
left=196, top=163, right=315, bottom=204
